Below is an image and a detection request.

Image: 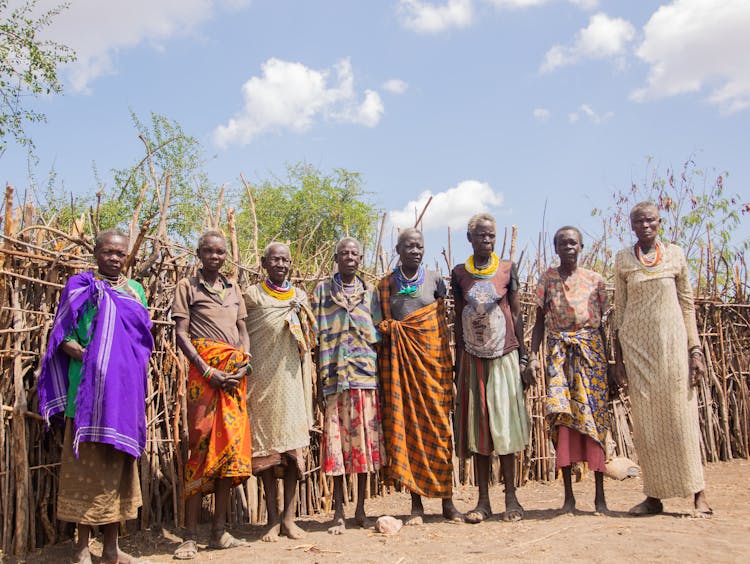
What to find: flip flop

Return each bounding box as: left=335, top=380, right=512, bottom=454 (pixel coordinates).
left=465, top=507, right=491, bottom=524
left=208, top=531, right=249, bottom=550
left=173, top=539, right=198, bottom=560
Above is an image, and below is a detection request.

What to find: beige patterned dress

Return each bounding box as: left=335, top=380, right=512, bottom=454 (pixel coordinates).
left=613, top=243, right=704, bottom=499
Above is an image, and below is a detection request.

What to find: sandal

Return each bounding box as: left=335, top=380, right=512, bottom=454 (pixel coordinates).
left=173, top=539, right=198, bottom=560
left=208, top=531, right=249, bottom=550
left=465, top=507, right=491, bottom=524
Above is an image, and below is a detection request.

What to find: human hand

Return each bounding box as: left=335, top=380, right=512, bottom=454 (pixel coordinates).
left=611, top=361, right=627, bottom=393
left=206, top=369, right=227, bottom=390
left=522, top=359, right=539, bottom=390
left=689, top=351, right=706, bottom=387
left=60, top=340, right=85, bottom=361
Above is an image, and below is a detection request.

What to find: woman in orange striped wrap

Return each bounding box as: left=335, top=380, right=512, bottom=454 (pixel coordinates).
left=171, top=231, right=253, bottom=559
left=378, top=229, right=464, bottom=524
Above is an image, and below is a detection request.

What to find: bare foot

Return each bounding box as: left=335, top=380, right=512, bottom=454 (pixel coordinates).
left=629, top=497, right=663, bottom=516
left=327, top=516, right=346, bottom=535
left=72, top=546, right=93, bottom=564
left=441, top=499, right=465, bottom=523
left=503, top=491, right=525, bottom=522
left=560, top=496, right=576, bottom=515
left=354, top=509, right=370, bottom=529
left=693, top=491, right=713, bottom=518
left=281, top=518, right=307, bottom=539
left=262, top=521, right=281, bottom=542
left=595, top=497, right=608, bottom=515
left=407, top=494, right=425, bottom=525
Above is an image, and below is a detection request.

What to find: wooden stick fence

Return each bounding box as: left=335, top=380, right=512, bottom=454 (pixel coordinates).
left=0, top=184, right=748, bottom=557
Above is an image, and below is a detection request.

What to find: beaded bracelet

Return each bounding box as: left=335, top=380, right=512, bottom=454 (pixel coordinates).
left=202, top=366, right=213, bottom=379
left=689, top=346, right=703, bottom=355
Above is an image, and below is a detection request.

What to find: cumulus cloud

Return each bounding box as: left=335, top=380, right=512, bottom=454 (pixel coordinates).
left=540, top=12, right=635, bottom=72
left=568, top=104, right=613, bottom=124
left=397, top=0, right=474, bottom=33
left=568, top=0, right=598, bottom=9
left=632, top=0, right=750, bottom=113
left=388, top=180, right=504, bottom=232
left=37, top=0, right=250, bottom=93
left=533, top=108, right=551, bottom=122
left=485, top=0, right=549, bottom=8
left=382, top=79, right=409, bottom=94
left=213, top=58, right=383, bottom=147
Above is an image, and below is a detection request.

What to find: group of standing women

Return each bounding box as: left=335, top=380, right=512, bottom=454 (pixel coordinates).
left=38, top=201, right=711, bottom=564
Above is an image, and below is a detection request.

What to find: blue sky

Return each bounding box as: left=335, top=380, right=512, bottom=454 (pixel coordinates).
left=3, top=0, right=749, bottom=266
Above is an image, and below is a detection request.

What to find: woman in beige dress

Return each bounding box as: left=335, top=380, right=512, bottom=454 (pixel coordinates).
left=612, top=202, right=711, bottom=517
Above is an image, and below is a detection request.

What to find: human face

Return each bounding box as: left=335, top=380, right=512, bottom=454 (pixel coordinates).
left=397, top=232, right=424, bottom=273
left=262, top=244, right=291, bottom=285
left=467, top=220, right=496, bottom=259
left=197, top=236, right=227, bottom=274
left=630, top=206, right=661, bottom=247
left=95, top=235, right=128, bottom=278
left=554, top=229, right=582, bottom=265
left=335, top=241, right=361, bottom=280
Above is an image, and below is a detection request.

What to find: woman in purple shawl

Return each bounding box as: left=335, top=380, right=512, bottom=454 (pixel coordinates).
left=38, top=229, right=153, bottom=564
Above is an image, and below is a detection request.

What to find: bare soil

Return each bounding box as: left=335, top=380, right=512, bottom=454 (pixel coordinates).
left=24, top=459, right=750, bottom=563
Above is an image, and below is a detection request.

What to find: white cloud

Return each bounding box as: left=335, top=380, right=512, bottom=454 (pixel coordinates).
left=37, top=0, right=250, bottom=93
left=568, top=0, right=598, bottom=10
left=397, top=0, right=474, bottom=33
left=485, top=0, right=549, bottom=8
left=388, top=180, right=504, bottom=232
left=382, top=79, right=409, bottom=94
left=540, top=12, right=635, bottom=72
left=568, top=103, right=613, bottom=124
left=213, top=58, right=383, bottom=148
left=632, top=0, right=750, bottom=113
left=533, top=108, right=551, bottom=122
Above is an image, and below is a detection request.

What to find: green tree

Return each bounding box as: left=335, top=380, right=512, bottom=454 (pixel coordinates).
left=0, top=0, right=75, bottom=153
left=237, top=163, right=378, bottom=269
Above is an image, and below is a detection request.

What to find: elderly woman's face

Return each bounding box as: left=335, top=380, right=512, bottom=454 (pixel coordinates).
left=631, top=207, right=661, bottom=244
left=335, top=241, right=361, bottom=278
left=95, top=235, right=128, bottom=278
left=262, top=244, right=291, bottom=285
left=198, top=236, right=227, bottom=273
left=554, top=229, right=582, bottom=263
left=468, top=220, right=496, bottom=257
left=397, top=232, right=424, bottom=272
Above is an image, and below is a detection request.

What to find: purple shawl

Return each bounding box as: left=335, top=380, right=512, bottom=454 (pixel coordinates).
left=38, top=271, right=154, bottom=458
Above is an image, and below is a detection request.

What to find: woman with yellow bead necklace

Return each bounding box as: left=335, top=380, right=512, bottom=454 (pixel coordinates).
left=451, top=213, right=532, bottom=525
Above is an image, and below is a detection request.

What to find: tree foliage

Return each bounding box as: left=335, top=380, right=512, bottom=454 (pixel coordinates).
left=0, top=0, right=75, bottom=153
left=237, top=163, right=378, bottom=267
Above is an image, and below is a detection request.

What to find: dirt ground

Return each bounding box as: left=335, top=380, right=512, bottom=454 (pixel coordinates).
left=24, top=459, right=750, bottom=564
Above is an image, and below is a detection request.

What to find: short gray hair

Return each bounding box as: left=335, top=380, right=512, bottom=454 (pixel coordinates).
left=197, top=230, right=225, bottom=249
left=396, top=228, right=423, bottom=249
left=467, top=213, right=496, bottom=234
left=335, top=237, right=361, bottom=255
left=629, top=201, right=659, bottom=222
left=262, top=241, right=290, bottom=259
left=94, top=228, right=128, bottom=250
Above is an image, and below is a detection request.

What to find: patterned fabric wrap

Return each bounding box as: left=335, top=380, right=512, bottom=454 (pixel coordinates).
left=38, top=272, right=153, bottom=458
left=185, top=338, right=253, bottom=497
left=377, top=274, right=454, bottom=498
left=322, top=389, right=385, bottom=476
left=544, top=328, right=609, bottom=447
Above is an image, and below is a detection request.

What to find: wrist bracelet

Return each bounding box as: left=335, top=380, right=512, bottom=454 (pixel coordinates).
left=689, top=346, right=703, bottom=355
left=202, top=367, right=213, bottom=379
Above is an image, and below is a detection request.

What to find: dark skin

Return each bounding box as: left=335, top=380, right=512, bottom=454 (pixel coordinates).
left=324, top=241, right=370, bottom=535
left=460, top=220, right=527, bottom=523
left=612, top=206, right=711, bottom=516
left=527, top=228, right=608, bottom=514
left=174, top=235, right=250, bottom=551
left=255, top=243, right=306, bottom=542
left=391, top=232, right=464, bottom=524
left=61, top=234, right=144, bottom=564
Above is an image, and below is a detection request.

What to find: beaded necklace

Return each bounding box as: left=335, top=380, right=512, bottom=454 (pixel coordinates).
left=465, top=253, right=499, bottom=279
left=635, top=240, right=664, bottom=270
left=394, top=264, right=425, bottom=297
left=334, top=273, right=362, bottom=295
left=261, top=278, right=294, bottom=300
